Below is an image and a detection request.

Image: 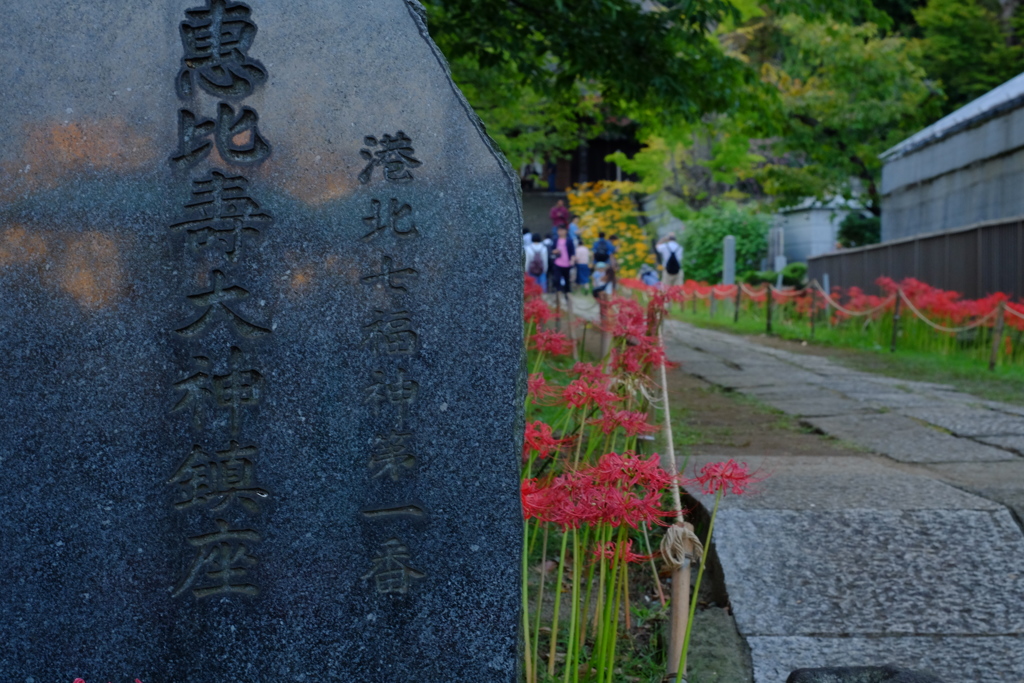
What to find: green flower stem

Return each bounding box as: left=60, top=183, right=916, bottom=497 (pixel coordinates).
left=565, top=527, right=582, bottom=683
left=548, top=529, right=570, bottom=677
left=533, top=524, right=550, bottom=677
left=521, top=521, right=534, bottom=683
left=675, top=489, right=723, bottom=683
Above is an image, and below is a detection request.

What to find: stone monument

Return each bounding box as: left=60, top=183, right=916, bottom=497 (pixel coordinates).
left=722, top=235, right=736, bottom=285
left=0, top=1, right=523, bottom=680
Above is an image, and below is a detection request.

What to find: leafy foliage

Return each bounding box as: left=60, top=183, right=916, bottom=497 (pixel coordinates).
left=915, top=0, right=1022, bottom=114
left=838, top=212, right=882, bottom=247
left=680, top=203, right=771, bottom=283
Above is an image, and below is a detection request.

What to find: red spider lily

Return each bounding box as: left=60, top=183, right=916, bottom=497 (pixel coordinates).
left=560, top=378, right=620, bottom=409
left=610, top=339, right=670, bottom=375
left=527, top=372, right=558, bottom=402
left=531, top=330, right=574, bottom=357
left=591, top=410, right=661, bottom=437
left=567, top=361, right=610, bottom=382
left=688, top=459, right=756, bottom=496
left=608, top=298, right=648, bottom=338
left=524, top=297, right=557, bottom=326
left=523, top=420, right=570, bottom=460
left=591, top=451, right=672, bottom=492
left=592, top=538, right=653, bottom=563
left=523, top=457, right=672, bottom=529
left=523, top=274, right=544, bottom=300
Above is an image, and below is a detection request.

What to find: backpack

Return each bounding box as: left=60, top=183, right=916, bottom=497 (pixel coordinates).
left=528, top=248, right=545, bottom=276
left=594, top=239, right=610, bottom=262
left=666, top=248, right=681, bottom=275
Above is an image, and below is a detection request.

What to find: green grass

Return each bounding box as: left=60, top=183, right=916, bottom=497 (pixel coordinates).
left=667, top=299, right=1024, bottom=407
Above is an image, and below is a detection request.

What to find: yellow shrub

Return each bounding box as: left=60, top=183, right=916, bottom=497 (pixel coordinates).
left=567, top=181, right=656, bottom=279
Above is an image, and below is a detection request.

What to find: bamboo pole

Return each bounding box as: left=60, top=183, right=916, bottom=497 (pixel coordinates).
left=733, top=284, right=741, bottom=323
left=765, top=287, right=773, bottom=335
left=665, top=523, right=695, bottom=679
left=990, top=300, right=1006, bottom=371
left=809, top=283, right=816, bottom=341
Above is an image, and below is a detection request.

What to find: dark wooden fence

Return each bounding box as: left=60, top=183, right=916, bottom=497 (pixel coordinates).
left=807, top=216, right=1024, bottom=299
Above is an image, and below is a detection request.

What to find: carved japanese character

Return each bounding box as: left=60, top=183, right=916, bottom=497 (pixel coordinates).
left=360, top=256, right=418, bottom=292
left=170, top=105, right=270, bottom=170
left=176, top=269, right=271, bottom=339
left=170, top=170, right=272, bottom=261
left=362, top=198, right=417, bottom=241
left=363, top=309, right=417, bottom=356
left=173, top=518, right=260, bottom=599
left=169, top=441, right=269, bottom=514
left=177, top=0, right=268, bottom=100
left=358, top=132, right=421, bottom=184
left=365, top=368, right=418, bottom=419
left=362, top=538, right=425, bottom=595
left=171, top=109, right=216, bottom=168
left=216, top=102, right=271, bottom=165
left=172, top=348, right=263, bottom=435
left=368, top=430, right=416, bottom=481
left=213, top=347, right=264, bottom=435
left=172, top=355, right=214, bottom=431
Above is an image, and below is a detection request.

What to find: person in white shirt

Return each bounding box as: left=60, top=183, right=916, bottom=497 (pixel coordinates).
left=656, top=233, right=684, bottom=287
left=574, top=242, right=591, bottom=286
left=524, top=233, right=549, bottom=290
left=523, top=227, right=533, bottom=251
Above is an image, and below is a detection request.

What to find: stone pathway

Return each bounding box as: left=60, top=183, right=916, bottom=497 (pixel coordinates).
left=570, top=297, right=1024, bottom=682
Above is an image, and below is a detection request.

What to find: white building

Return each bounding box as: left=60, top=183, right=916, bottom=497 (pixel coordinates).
left=774, top=198, right=855, bottom=264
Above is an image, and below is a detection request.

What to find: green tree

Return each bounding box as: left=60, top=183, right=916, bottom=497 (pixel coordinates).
left=680, top=202, right=771, bottom=283
left=915, top=0, right=1022, bottom=114
left=756, top=16, right=942, bottom=217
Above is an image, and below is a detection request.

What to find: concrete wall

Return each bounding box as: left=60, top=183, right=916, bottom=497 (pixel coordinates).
left=882, top=107, right=1024, bottom=241
left=776, top=207, right=847, bottom=263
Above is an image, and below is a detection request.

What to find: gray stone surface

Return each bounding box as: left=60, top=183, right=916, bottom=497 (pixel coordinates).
left=786, top=664, right=945, bottom=683
left=805, top=414, right=1018, bottom=463
left=0, top=2, right=522, bottom=680
left=976, top=435, right=1024, bottom=455
left=758, top=395, right=874, bottom=417
left=686, top=456, right=1001, bottom=511
left=715, top=508, right=1024, bottom=637
left=923, top=461, right=1024, bottom=521
left=750, top=636, right=1024, bottom=683
left=900, top=406, right=1024, bottom=437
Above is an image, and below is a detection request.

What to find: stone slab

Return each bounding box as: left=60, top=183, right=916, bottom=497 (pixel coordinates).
left=715, top=509, right=1024, bottom=637
left=841, top=392, right=938, bottom=409
left=748, top=636, right=1024, bottom=683
left=805, top=414, right=1018, bottom=463
left=685, top=456, right=1001, bottom=511
left=900, top=406, right=1024, bottom=437
left=0, top=1, right=522, bottom=680
left=758, top=396, right=875, bottom=418
left=922, top=461, right=1024, bottom=521
left=976, top=435, right=1024, bottom=456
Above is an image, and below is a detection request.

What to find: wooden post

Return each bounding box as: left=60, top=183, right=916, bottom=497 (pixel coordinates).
left=890, top=289, right=902, bottom=353
left=766, top=287, right=773, bottom=335
left=734, top=284, right=741, bottom=323
left=566, top=294, right=579, bottom=361
left=691, top=293, right=697, bottom=315
left=709, top=292, right=717, bottom=318
left=990, top=301, right=1006, bottom=371
left=809, top=285, right=816, bottom=340
left=666, top=523, right=695, bottom=681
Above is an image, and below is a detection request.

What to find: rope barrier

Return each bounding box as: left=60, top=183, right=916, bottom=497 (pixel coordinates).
left=897, top=288, right=1000, bottom=334
left=810, top=281, right=895, bottom=317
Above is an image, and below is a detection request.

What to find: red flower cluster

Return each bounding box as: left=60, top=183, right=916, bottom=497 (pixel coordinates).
left=592, top=538, right=653, bottom=563
left=592, top=410, right=660, bottom=436
left=560, top=377, right=619, bottom=410
left=524, top=274, right=544, bottom=300
left=527, top=372, right=557, bottom=402
left=531, top=330, right=574, bottom=357
left=522, top=452, right=672, bottom=529
left=687, top=459, right=756, bottom=496
left=524, top=297, right=557, bottom=326
left=523, top=420, right=570, bottom=460
left=608, top=298, right=648, bottom=339
left=567, top=361, right=609, bottom=382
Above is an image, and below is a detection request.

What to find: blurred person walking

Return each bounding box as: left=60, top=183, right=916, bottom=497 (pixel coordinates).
left=525, top=233, right=548, bottom=290
left=574, top=241, right=591, bottom=287
left=551, top=224, right=575, bottom=297
left=549, top=199, right=570, bottom=230
left=656, top=233, right=684, bottom=287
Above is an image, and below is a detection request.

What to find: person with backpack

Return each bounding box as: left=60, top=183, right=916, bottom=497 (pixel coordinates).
left=593, top=232, right=613, bottom=264
left=524, top=233, right=549, bottom=289
left=550, top=224, right=576, bottom=297
left=656, top=233, right=684, bottom=287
